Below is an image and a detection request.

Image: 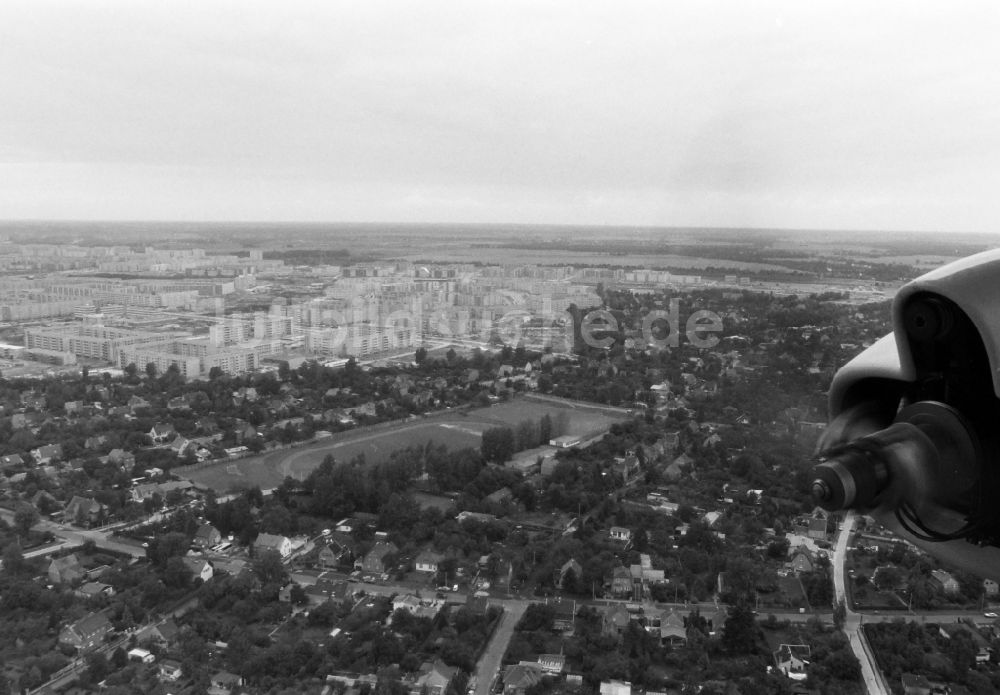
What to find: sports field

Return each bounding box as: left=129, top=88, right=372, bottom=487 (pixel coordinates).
left=179, top=395, right=625, bottom=493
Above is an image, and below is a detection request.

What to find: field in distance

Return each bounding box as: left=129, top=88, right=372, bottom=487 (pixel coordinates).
left=178, top=395, right=626, bottom=494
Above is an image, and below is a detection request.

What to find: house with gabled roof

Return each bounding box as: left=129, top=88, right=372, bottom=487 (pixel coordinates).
left=106, top=448, right=135, bottom=470
left=931, top=569, right=960, bottom=594
left=149, top=423, right=175, bottom=444
left=501, top=664, right=543, bottom=695
left=59, top=612, right=112, bottom=651
left=49, top=553, right=85, bottom=585
left=415, top=549, right=445, bottom=573
left=169, top=435, right=192, bottom=457
left=253, top=533, right=292, bottom=559
left=128, top=395, right=150, bottom=412
left=63, top=496, right=106, bottom=527
left=774, top=644, right=811, bottom=680
left=194, top=523, right=221, bottom=548
left=414, top=660, right=458, bottom=695
left=182, top=557, right=214, bottom=583
left=556, top=558, right=583, bottom=589
left=0, top=454, right=24, bottom=471
left=137, top=619, right=179, bottom=646
left=357, top=541, right=398, bottom=574
left=32, top=443, right=63, bottom=465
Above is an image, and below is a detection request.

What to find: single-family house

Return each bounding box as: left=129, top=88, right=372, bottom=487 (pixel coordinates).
left=415, top=660, right=458, bottom=695
left=556, top=558, right=583, bottom=589
left=75, top=582, right=115, bottom=600
left=49, top=553, right=85, bottom=585
left=774, top=644, right=810, bottom=680
left=149, top=423, right=175, bottom=444
left=63, top=496, right=106, bottom=527
left=0, top=454, right=24, bottom=470
left=138, top=619, right=179, bottom=646
left=357, top=541, right=398, bottom=574
left=31, top=444, right=63, bottom=465
left=900, top=673, right=932, bottom=695
left=609, top=526, right=632, bottom=543
left=415, top=549, right=444, bottom=573
left=254, top=533, right=293, bottom=559
left=183, top=557, right=214, bottom=582
left=931, top=569, right=960, bottom=595
left=985, top=578, right=999, bottom=597
left=194, top=523, right=222, bottom=548
left=210, top=671, right=243, bottom=691
left=610, top=566, right=633, bottom=598
left=158, top=659, right=183, bottom=682
left=502, top=664, right=543, bottom=695
left=59, top=612, right=112, bottom=651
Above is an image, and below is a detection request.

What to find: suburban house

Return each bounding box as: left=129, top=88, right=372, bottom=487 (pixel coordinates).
left=304, top=579, right=351, bottom=606
left=254, top=533, right=293, bottom=559
left=59, top=612, right=112, bottom=651
left=900, top=673, right=932, bottom=695
left=0, top=454, right=24, bottom=470
left=415, top=549, right=445, bottom=573
left=149, top=423, right=175, bottom=444
left=600, top=681, right=632, bottom=695
left=501, top=664, right=544, bottom=695
left=158, top=660, right=183, bottom=682
left=182, top=557, right=214, bottom=582
left=75, top=582, right=115, bottom=600
left=137, top=619, right=179, bottom=646
left=49, top=554, right=86, bottom=585
left=556, top=558, right=583, bottom=589
left=789, top=548, right=815, bottom=574
left=985, top=578, right=999, bottom=597
left=31, top=444, right=63, bottom=465
left=357, top=541, right=398, bottom=574
left=413, top=660, right=458, bottom=695
left=106, top=448, right=135, bottom=470
left=660, top=610, right=687, bottom=646
left=392, top=594, right=445, bottom=620
left=609, top=526, right=633, bottom=543
left=63, top=496, right=106, bottom=527
left=210, top=671, right=243, bottom=691
left=194, top=523, right=222, bottom=548
left=537, top=654, right=565, bottom=674
left=610, top=566, right=633, bottom=597
left=317, top=540, right=351, bottom=568
left=773, top=644, right=810, bottom=680
left=931, top=569, right=960, bottom=595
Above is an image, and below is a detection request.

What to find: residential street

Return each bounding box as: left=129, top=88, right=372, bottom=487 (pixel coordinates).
left=834, top=512, right=889, bottom=695
left=473, top=600, right=529, bottom=695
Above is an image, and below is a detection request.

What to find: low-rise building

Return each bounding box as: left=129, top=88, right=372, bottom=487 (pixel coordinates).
left=59, top=612, right=112, bottom=651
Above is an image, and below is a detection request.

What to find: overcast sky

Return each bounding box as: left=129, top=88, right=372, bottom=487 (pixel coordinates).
left=1, top=1, right=998, bottom=232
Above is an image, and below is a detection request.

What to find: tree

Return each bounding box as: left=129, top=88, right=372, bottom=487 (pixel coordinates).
left=252, top=549, right=288, bottom=586
left=833, top=600, right=847, bottom=630
left=2, top=541, right=25, bottom=575
left=414, top=347, right=428, bottom=364
left=722, top=603, right=757, bottom=655
left=14, top=502, right=39, bottom=537
left=145, top=362, right=158, bottom=379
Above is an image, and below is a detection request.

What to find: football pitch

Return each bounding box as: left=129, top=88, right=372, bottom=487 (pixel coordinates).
left=179, top=396, right=625, bottom=494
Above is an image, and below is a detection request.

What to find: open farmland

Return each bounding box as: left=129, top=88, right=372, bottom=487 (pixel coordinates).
left=179, top=395, right=626, bottom=494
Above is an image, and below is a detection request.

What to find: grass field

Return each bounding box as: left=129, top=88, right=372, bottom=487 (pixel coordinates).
left=179, top=396, right=624, bottom=494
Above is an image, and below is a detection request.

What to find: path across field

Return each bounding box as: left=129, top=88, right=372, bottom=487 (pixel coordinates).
left=178, top=397, right=624, bottom=493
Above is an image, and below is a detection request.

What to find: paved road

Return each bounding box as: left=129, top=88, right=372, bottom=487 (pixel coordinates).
left=834, top=512, right=889, bottom=695
left=0, top=507, right=146, bottom=559
left=473, top=600, right=529, bottom=695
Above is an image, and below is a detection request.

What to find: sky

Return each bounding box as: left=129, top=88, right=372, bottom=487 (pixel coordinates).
left=1, top=1, right=999, bottom=232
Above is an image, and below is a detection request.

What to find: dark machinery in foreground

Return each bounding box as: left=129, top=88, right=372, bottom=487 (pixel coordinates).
left=811, top=249, right=1000, bottom=578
